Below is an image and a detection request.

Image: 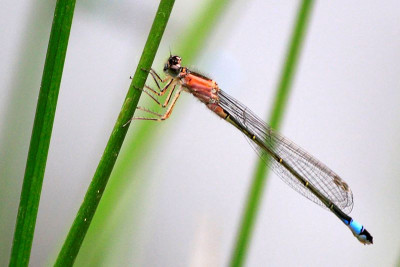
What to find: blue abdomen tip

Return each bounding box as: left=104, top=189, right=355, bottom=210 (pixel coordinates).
left=349, top=219, right=363, bottom=234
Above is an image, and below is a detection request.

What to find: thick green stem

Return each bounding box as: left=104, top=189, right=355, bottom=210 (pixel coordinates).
left=9, top=1, right=76, bottom=266
left=54, top=0, right=175, bottom=265
left=229, top=1, right=315, bottom=266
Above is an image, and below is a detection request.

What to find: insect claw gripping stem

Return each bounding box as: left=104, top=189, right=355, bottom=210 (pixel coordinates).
left=122, top=118, right=133, bottom=127
left=140, top=67, right=151, bottom=73
left=133, top=85, right=143, bottom=92
left=130, top=67, right=150, bottom=80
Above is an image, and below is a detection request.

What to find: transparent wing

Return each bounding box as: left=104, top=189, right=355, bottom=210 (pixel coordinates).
left=218, top=89, right=353, bottom=214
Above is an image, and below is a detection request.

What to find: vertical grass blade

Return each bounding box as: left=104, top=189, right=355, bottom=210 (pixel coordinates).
left=229, top=1, right=315, bottom=266
left=54, top=0, right=175, bottom=265
left=0, top=2, right=54, bottom=265
left=9, top=1, right=77, bottom=266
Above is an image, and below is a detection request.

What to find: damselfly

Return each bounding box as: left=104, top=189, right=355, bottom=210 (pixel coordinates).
left=126, top=55, right=373, bottom=245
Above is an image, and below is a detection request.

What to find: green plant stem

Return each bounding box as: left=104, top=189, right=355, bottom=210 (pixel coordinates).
left=54, top=0, right=175, bottom=265
left=229, top=1, right=315, bottom=266
left=72, top=0, right=230, bottom=264
left=9, top=1, right=76, bottom=266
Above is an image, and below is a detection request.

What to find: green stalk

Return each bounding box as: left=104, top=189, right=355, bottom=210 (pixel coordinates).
left=54, top=0, right=175, bottom=265
left=229, top=1, right=315, bottom=266
left=72, top=0, right=231, bottom=265
left=9, top=1, right=76, bottom=266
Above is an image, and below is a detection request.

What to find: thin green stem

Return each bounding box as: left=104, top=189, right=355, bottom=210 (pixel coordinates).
left=9, top=1, right=76, bottom=266
left=54, top=0, right=175, bottom=265
left=229, top=1, right=315, bottom=266
left=72, top=0, right=230, bottom=265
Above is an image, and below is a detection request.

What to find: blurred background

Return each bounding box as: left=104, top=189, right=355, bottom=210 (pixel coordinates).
left=1, top=0, right=400, bottom=266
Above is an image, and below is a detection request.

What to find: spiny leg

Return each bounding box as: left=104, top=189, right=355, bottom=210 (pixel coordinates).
left=141, top=68, right=170, bottom=91
left=162, top=84, right=177, bottom=107
left=140, top=88, right=162, bottom=106
left=148, top=69, right=162, bottom=89
left=124, top=88, right=183, bottom=125
left=141, top=83, right=177, bottom=108
left=136, top=88, right=182, bottom=121
left=136, top=106, right=163, bottom=117
left=131, top=68, right=170, bottom=86
left=157, top=88, right=183, bottom=120
left=139, top=81, right=177, bottom=107
left=144, top=78, right=174, bottom=96
left=128, top=68, right=175, bottom=110
left=138, top=84, right=178, bottom=114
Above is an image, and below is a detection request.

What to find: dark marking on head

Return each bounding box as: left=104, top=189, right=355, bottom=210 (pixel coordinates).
left=164, top=55, right=182, bottom=77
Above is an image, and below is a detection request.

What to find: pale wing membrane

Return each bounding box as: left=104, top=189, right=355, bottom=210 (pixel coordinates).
left=218, top=90, right=354, bottom=214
